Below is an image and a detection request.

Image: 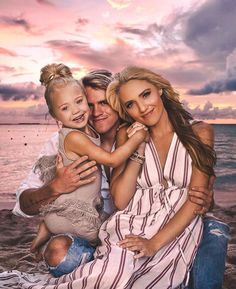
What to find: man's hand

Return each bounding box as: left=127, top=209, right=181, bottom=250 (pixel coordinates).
left=188, top=175, right=215, bottom=215
left=51, top=154, right=98, bottom=196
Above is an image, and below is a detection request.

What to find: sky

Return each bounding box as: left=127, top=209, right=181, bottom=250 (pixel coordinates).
left=0, top=0, right=236, bottom=124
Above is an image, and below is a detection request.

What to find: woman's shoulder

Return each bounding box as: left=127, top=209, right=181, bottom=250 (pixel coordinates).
left=192, top=121, right=214, bottom=146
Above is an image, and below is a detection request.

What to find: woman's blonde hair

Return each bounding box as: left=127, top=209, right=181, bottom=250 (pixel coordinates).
left=40, top=63, right=84, bottom=117
left=106, top=66, right=216, bottom=176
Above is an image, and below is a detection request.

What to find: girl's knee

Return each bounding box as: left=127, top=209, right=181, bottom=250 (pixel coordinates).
left=44, top=235, right=72, bottom=267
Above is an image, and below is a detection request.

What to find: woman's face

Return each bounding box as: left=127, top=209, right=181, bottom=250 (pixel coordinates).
left=119, top=79, right=164, bottom=127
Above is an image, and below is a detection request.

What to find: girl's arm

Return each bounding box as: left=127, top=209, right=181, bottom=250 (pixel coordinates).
left=118, top=123, right=214, bottom=258
left=110, top=125, right=146, bottom=210
left=65, top=124, right=147, bottom=168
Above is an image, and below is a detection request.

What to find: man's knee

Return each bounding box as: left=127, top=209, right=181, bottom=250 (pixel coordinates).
left=44, top=235, right=72, bottom=267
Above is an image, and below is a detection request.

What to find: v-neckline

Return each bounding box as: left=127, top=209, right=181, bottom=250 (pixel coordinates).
left=150, top=132, right=176, bottom=174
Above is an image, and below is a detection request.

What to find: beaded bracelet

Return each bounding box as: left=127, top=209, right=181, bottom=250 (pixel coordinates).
left=130, top=151, right=145, bottom=165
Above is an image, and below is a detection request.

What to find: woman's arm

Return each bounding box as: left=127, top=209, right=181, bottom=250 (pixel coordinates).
left=110, top=125, right=147, bottom=210
left=66, top=124, right=147, bottom=168
left=118, top=123, right=214, bottom=258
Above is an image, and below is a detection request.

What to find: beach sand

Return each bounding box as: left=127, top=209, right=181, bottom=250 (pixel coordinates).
left=0, top=203, right=235, bottom=289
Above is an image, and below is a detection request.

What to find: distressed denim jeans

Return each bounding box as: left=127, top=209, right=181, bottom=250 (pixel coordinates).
left=47, top=235, right=95, bottom=277
left=185, top=216, right=230, bottom=289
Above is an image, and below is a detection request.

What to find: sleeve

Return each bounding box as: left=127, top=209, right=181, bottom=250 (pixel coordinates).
left=12, top=132, right=59, bottom=217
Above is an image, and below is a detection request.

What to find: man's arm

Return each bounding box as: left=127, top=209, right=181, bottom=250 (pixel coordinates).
left=14, top=132, right=97, bottom=216
left=19, top=155, right=97, bottom=215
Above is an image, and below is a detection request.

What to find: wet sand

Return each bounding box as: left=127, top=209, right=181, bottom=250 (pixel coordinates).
left=0, top=204, right=235, bottom=289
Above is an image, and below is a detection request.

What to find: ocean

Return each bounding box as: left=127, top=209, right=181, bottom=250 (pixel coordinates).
left=0, top=124, right=235, bottom=207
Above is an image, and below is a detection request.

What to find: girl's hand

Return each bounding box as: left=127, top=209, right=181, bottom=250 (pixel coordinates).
left=117, top=234, right=157, bottom=259
left=126, top=122, right=148, bottom=143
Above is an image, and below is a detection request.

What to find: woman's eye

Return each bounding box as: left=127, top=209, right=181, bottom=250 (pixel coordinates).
left=76, top=99, right=83, bottom=104
left=126, top=102, right=133, bottom=109
left=143, top=91, right=150, bottom=98
left=62, top=106, right=68, bottom=111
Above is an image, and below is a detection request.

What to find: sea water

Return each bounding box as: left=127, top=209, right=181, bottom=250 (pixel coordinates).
left=0, top=124, right=235, bottom=207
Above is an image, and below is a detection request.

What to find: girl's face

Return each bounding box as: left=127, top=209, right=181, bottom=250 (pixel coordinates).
left=119, top=79, right=164, bottom=127
left=51, top=83, right=90, bottom=130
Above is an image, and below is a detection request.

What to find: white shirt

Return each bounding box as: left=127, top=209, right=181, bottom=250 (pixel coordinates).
left=13, top=132, right=115, bottom=217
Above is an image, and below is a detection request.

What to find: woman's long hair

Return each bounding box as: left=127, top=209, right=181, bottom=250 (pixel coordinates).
left=106, top=66, right=216, bottom=176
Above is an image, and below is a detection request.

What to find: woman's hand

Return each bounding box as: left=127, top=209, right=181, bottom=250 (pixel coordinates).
left=117, top=234, right=157, bottom=259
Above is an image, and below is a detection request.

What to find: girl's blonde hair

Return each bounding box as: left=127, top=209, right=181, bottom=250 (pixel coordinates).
left=106, top=66, right=216, bottom=176
left=40, top=63, right=84, bottom=117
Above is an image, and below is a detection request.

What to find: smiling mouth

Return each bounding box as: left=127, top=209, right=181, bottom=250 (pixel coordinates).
left=142, top=109, right=154, bottom=118
left=93, top=117, right=107, bottom=122
left=72, top=114, right=86, bottom=122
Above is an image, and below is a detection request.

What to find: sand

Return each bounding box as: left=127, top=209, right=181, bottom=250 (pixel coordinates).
left=0, top=204, right=235, bottom=289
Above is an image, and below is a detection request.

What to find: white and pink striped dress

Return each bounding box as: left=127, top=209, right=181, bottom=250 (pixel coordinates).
left=0, top=133, right=203, bottom=289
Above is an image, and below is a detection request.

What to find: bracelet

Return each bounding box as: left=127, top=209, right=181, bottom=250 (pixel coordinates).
left=129, top=151, right=145, bottom=165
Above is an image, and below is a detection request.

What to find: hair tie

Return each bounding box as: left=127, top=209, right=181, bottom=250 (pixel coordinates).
left=48, top=74, right=55, bottom=82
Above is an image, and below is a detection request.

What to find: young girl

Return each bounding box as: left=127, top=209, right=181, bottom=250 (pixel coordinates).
left=31, top=63, right=147, bottom=277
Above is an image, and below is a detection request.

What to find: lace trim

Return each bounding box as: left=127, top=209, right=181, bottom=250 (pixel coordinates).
left=33, top=155, right=57, bottom=183
left=40, top=199, right=102, bottom=229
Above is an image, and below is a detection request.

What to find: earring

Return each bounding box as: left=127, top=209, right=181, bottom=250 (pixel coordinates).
left=159, top=89, right=163, bottom=95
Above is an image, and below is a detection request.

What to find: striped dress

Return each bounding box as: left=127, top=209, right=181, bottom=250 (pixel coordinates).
left=0, top=133, right=203, bottom=289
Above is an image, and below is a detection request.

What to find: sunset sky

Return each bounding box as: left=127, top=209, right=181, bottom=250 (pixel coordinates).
left=0, top=0, right=236, bottom=124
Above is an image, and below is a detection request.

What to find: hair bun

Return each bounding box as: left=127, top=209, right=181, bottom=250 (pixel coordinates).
left=40, top=63, right=72, bottom=86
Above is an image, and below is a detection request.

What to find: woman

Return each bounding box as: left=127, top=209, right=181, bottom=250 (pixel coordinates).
left=0, top=67, right=215, bottom=288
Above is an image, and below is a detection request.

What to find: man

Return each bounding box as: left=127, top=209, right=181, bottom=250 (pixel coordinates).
left=13, top=69, right=229, bottom=288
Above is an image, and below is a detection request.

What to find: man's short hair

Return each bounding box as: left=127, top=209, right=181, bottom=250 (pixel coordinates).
left=82, top=69, right=113, bottom=91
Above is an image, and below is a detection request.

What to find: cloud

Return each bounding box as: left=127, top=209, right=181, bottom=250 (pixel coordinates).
left=0, top=82, right=43, bottom=101
left=183, top=100, right=236, bottom=119
left=187, top=78, right=236, bottom=95
left=36, top=0, right=54, bottom=6
left=0, top=47, right=17, bottom=57
left=45, top=37, right=209, bottom=87
left=0, top=65, right=16, bottom=73
left=183, top=0, right=236, bottom=64
left=116, top=21, right=181, bottom=49
left=46, top=38, right=139, bottom=71
left=0, top=15, right=32, bottom=33
left=116, top=22, right=165, bottom=45
left=76, top=18, right=89, bottom=26
left=187, top=48, right=236, bottom=95
left=106, top=0, right=132, bottom=10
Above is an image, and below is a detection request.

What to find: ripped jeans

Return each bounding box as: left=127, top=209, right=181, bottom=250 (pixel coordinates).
left=46, top=235, right=95, bottom=278
left=185, top=216, right=230, bottom=289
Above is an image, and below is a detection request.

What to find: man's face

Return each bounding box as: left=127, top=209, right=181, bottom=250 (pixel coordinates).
left=85, top=86, right=119, bottom=135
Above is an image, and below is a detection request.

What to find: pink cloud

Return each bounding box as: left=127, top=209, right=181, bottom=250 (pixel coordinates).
left=36, top=0, right=54, bottom=6
left=0, top=65, right=16, bottom=73
left=0, top=47, right=17, bottom=57
left=46, top=38, right=138, bottom=71
left=0, top=15, right=32, bottom=33
left=183, top=100, right=236, bottom=120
